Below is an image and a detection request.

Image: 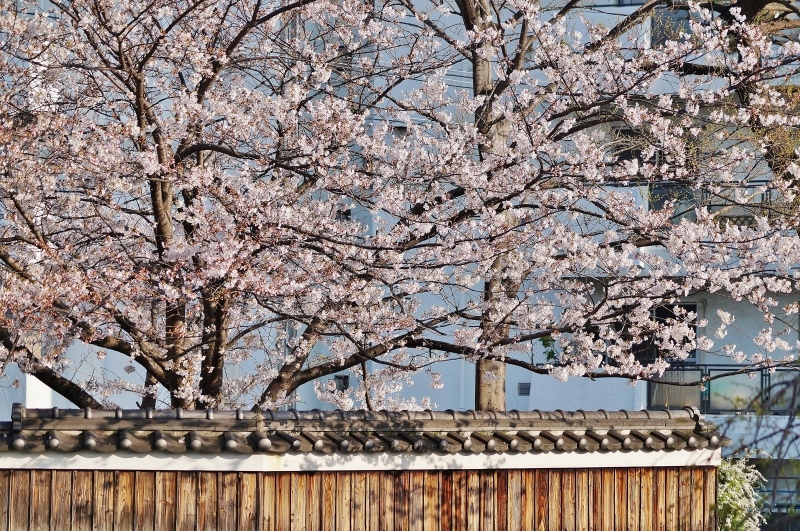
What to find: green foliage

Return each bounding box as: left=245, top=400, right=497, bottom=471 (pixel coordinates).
left=717, top=456, right=767, bottom=531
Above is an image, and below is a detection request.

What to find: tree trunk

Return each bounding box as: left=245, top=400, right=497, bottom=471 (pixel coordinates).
left=475, top=358, right=506, bottom=410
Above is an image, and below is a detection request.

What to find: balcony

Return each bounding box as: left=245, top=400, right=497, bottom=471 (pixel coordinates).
left=648, top=364, right=799, bottom=415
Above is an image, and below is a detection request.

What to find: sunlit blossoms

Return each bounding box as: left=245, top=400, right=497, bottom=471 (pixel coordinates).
left=1, top=0, right=799, bottom=410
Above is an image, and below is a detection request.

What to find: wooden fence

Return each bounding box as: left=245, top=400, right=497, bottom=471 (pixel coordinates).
left=0, top=466, right=716, bottom=530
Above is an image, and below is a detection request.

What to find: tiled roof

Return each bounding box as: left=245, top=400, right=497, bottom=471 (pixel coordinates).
left=2, top=404, right=728, bottom=455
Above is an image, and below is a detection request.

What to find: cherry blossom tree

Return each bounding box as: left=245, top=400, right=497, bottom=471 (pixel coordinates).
left=1, top=0, right=800, bottom=410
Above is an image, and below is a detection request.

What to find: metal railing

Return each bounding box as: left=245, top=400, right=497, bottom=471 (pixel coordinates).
left=647, top=364, right=799, bottom=415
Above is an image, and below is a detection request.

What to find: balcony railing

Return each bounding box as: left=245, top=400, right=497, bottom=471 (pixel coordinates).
left=648, top=364, right=799, bottom=415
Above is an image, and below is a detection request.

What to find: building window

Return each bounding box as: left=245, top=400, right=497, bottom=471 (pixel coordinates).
left=334, top=375, right=350, bottom=391
left=633, top=304, right=698, bottom=364
left=651, top=8, right=691, bottom=47
left=517, top=382, right=531, bottom=396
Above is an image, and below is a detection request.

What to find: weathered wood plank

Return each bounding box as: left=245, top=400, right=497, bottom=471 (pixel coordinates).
left=176, top=472, right=197, bottom=531
left=30, top=469, right=50, bottom=531
left=218, top=472, right=238, bottom=531
left=452, top=470, right=467, bottom=531
left=589, top=469, right=601, bottom=531
left=690, top=468, right=704, bottom=531
left=292, top=474, right=308, bottom=531
left=507, top=470, right=522, bottom=531
left=535, top=469, right=548, bottom=531
left=396, top=472, right=409, bottom=531
left=321, top=473, right=336, bottom=531
left=259, top=473, right=277, bottom=531
left=409, top=471, right=424, bottom=531
left=601, top=469, right=613, bottom=531
left=154, top=472, right=177, bottom=531
left=576, top=469, right=588, bottom=531
left=496, top=470, right=508, bottom=531
left=654, top=468, right=666, bottom=531
left=73, top=470, right=93, bottom=531
left=639, top=469, right=653, bottom=531
left=520, top=470, right=535, bottom=531
left=481, top=471, right=496, bottom=531
left=466, top=471, right=480, bottom=531
left=351, top=472, right=365, bottom=531
left=678, top=468, right=691, bottom=531
left=335, top=472, right=351, bottom=531
left=614, top=469, right=627, bottom=531
left=423, top=471, right=440, bottom=531
left=561, top=469, right=576, bottom=531
left=114, top=471, right=135, bottom=531
left=547, top=470, right=561, bottom=531
left=307, top=473, right=322, bottom=531
left=239, top=473, right=258, bottom=531
left=379, top=473, right=395, bottom=531
left=665, top=468, right=678, bottom=531
left=51, top=470, right=72, bottom=531
left=440, top=471, right=453, bottom=531
left=94, top=470, right=115, bottom=531
left=197, top=472, right=218, bottom=531
left=0, top=470, right=9, bottom=531
left=9, top=471, right=29, bottom=531
left=626, top=468, right=639, bottom=531
left=704, top=467, right=716, bottom=531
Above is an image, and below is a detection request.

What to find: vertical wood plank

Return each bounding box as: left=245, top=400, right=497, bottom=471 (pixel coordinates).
left=639, top=469, right=653, bottom=531
left=654, top=468, right=666, bottom=531
left=9, top=471, right=29, bottom=531
left=576, top=469, right=588, bottom=531
left=466, top=471, right=480, bottom=531
left=239, top=473, right=258, bottom=531
left=31, top=470, right=50, bottom=531
left=73, top=470, right=93, bottom=531
left=396, top=472, right=409, bottom=531
left=423, top=471, right=440, bottom=531
left=614, top=469, right=627, bottom=531
left=547, top=471, right=561, bottom=531
left=626, top=468, right=639, bottom=531
left=292, top=474, right=308, bottom=531
left=496, top=471, right=508, bottom=531
left=94, top=470, right=115, bottom=531
left=409, top=471, right=424, bottom=531
left=704, top=468, right=716, bottom=531
left=441, top=471, right=453, bottom=531
left=350, top=472, right=365, bottom=531
left=690, top=468, right=704, bottom=531
left=155, top=472, right=177, bottom=531
left=335, top=473, right=351, bottom=531
left=176, top=472, right=197, bottom=531
left=259, top=473, right=277, bottom=531
left=535, top=470, right=548, bottom=531
left=0, top=470, right=8, bottom=531
left=307, top=473, right=322, bottom=531
left=665, top=468, right=678, bottom=531
left=561, top=469, right=576, bottom=531
left=678, top=468, right=692, bottom=531
left=197, top=472, right=218, bottom=531
left=321, top=473, right=336, bottom=531
left=219, top=472, right=238, bottom=531
left=520, top=470, right=535, bottom=531
left=114, top=471, right=135, bottom=531
left=481, top=471, right=495, bottom=531
left=51, top=470, right=72, bottom=531
left=379, top=473, right=395, bottom=531
left=601, top=469, right=614, bottom=531
left=452, top=470, right=467, bottom=531
left=589, top=470, right=602, bottom=531
left=508, top=470, right=522, bottom=531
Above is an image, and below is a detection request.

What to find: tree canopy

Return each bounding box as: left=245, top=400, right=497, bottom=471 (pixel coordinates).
left=1, top=0, right=800, bottom=410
